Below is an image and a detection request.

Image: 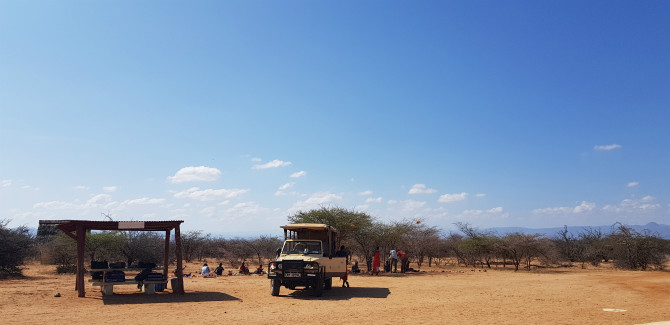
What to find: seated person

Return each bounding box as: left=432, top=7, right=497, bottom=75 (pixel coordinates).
left=351, top=261, right=361, bottom=274
left=255, top=265, right=264, bottom=274
left=201, top=263, right=215, bottom=277
left=239, top=261, right=250, bottom=274
left=214, top=263, right=224, bottom=276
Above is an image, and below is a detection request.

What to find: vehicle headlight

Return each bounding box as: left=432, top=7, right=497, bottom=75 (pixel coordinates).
left=270, top=262, right=282, bottom=270
left=304, top=263, right=318, bottom=270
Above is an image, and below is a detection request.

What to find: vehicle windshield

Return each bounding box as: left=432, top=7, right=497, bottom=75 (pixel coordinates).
left=282, top=241, right=322, bottom=255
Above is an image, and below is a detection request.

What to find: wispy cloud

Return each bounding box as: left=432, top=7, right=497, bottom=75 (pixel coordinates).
left=358, top=190, right=373, bottom=196
left=103, top=186, right=118, bottom=192
left=122, top=197, right=166, bottom=205
left=594, top=144, right=621, bottom=151
left=289, top=192, right=342, bottom=212
left=626, top=181, right=639, bottom=188
left=278, top=182, right=295, bottom=190
left=253, top=159, right=292, bottom=170
left=1, top=179, right=12, bottom=187
left=409, top=184, right=437, bottom=194
left=366, top=197, right=382, bottom=203
left=167, top=166, right=221, bottom=183
left=603, top=196, right=660, bottom=213
left=388, top=199, right=427, bottom=213
left=173, top=187, right=248, bottom=201
left=438, top=192, right=468, bottom=203
left=533, top=201, right=596, bottom=214
left=290, top=171, right=306, bottom=178
left=73, top=185, right=89, bottom=190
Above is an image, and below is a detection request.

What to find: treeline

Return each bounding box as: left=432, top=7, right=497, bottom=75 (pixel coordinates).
left=1, top=209, right=669, bottom=277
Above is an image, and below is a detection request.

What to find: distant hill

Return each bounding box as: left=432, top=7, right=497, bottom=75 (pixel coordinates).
left=487, top=222, right=670, bottom=239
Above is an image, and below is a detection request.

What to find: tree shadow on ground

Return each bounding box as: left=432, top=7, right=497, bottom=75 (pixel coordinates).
left=101, top=291, right=240, bottom=305
left=285, top=286, right=390, bottom=300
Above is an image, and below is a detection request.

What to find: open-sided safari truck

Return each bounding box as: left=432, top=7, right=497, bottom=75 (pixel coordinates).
left=267, top=223, right=347, bottom=297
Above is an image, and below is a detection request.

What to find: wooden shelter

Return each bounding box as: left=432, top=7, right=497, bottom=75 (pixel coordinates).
left=40, top=220, right=185, bottom=297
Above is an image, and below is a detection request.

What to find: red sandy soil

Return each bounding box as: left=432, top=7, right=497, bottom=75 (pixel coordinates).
left=1, top=261, right=669, bottom=324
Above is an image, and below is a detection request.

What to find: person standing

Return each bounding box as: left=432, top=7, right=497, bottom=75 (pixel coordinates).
left=372, top=247, right=381, bottom=275
left=389, top=248, right=398, bottom=273
left=397, top=250, right=408, bottom=273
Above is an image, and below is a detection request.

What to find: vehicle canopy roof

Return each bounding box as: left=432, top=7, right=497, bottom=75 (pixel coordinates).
left=280, top=223, right=338, bottom=234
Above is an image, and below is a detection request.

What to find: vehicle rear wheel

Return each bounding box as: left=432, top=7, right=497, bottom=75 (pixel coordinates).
left=312, top=275, right=323, bottom=297
left=324, top=278, right=332, bottom=290
left=271, top=279, right=281, bottom=296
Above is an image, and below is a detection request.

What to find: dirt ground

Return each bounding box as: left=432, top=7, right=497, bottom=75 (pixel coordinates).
left=1, top=261, right=669, bottom=325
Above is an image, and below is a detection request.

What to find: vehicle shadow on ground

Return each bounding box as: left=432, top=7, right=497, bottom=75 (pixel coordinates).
left=286, top=287, right=391, bottom=300
left=101, top=291, right=240, bottom=305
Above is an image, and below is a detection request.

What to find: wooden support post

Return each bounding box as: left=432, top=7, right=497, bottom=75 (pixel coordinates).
left=174, top=224, right=184, bottom=294
left=164, top=230, right=171, bottom=278
left=76, top=225, right=86, bottom=297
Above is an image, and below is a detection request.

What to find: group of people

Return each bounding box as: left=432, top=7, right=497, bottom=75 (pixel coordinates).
left=199, top=261, right=264, bottom=277
left=200, top=262, right=225, bottom=277
left=370, top=247, right=410, bottom=275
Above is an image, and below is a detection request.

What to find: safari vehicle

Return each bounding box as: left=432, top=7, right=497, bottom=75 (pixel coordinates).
left=267, top=223, right=347, bottom=297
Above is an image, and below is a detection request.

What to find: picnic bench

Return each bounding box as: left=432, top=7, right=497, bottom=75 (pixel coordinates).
left=89, top=268, right=168, bottom=295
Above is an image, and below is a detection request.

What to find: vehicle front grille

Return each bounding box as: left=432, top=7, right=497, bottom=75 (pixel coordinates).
left=282, top=260, right=303, bottom=271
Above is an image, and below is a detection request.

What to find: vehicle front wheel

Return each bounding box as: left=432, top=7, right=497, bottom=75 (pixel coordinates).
left=271, top=279, right=281, bottom=296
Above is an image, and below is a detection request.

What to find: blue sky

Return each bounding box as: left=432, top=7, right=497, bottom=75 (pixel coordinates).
left=1, top=1, right=669, bottom=237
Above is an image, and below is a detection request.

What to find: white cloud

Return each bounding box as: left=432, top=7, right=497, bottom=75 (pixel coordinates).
left=594, top=144, right=622, bottom=151
left=290, top=171, right=307, bottom=178
left=34, top=193, right=117, bottom=211
left=289, top=192, right=342, bottom=212
left=34, top=201, right=78, bottom=210
left=358, top=190, right=373, bottom=196
left=438, top=192, right=468, bottom=203
left=461, top=207, right=508, bottom=219
left=409, top=184, right=437, bottom=194
left=533, top=201, right=596, bottom=215
left=476, top=193, right=486, bottom=198
left=573, top=201, right=596, bottom=213
left=279, top=182, right=295, bottom=190
left=388, top=199, right=427, bottom=213
left=174, top=187, right=248, bottom=201
left=1, top=179, right=12, bottom=187
left=366, top=197, right=382, bottom=203
left=626, top=181, right=639, bottom=188
left=123, top=197, right=166, bottom=205
left=251, top=157, right=262, bottom=162
left=88, top=194, right=113, bottom=205
left=487, top=207, right=504, bottom=213
left=73, top=185, right=89, bottom=190
left=167, top=166, right=221, bottom=183
left=252, top=159, right=292, bottom=170
left=603, top=196, right=660, bottom=213
left=103, top=186, right=117, bottom=192
left=226, top=201, right=264, bottom=216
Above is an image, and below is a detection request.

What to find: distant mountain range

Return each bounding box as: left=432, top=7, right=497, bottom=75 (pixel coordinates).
left=487, top=222, right=670, bottom=239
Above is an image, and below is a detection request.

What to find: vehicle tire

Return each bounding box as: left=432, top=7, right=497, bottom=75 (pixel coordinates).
left=271, top=279, right=281, bottom=296
left=312, top=275, right=323, bottom=297
left=324, top=278, right=332, bottom=290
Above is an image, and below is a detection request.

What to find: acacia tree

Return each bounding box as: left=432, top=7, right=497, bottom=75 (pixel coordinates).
left=0, top=220, right=33, bottom=276
left=402, top=223, right=441, bottom=267
left=455, top=223, right=497, bottom=268
left=85, top=231, right=125, bottom=262
left=287, top=206, right=374, bottom=248
left=610, top=223, right=669, bottom=270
